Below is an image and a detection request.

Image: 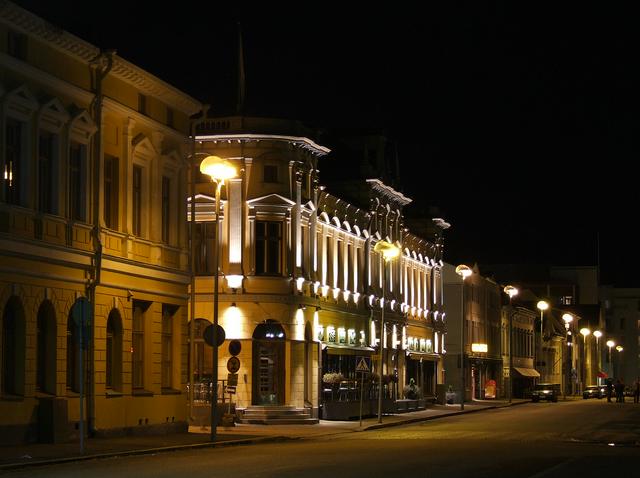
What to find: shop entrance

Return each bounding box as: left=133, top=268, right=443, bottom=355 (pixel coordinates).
left=252, top=321, right=286, bottom=405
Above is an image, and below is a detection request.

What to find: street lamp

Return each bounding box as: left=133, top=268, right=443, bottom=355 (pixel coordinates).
left=373, top=240, right=400, bottom=424
left=200, top=155, right=237, bottom=441
left=503, top=285, right=519, bottom=403
left=580, top=327, right=591, bottom=392
left=615, top=345, right=623, bottom=379
left=456, top=264, right=472, bottom=410
left=606, top=340, right=615, bottom=378
left=536, top=300, right=549, bottom=380
left=593, top=330, right=602, bottom=383
left=562, top=313, right=573, bottom=397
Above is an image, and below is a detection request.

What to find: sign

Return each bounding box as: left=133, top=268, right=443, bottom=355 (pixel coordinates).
left=227, top=373, right=238, bottom=386
left=229, top=340, right=242, bottom=356
left=356, top=356, right=370, bottom=372
left=226, top=385, right=236, bottom=395
left=471, top=343, right=488, bottom=353
left=503, top=367, right=510, bottom=378
left=227, top=356, right=240, bottom=374
left=203, top=324, right=226, bottom=347
left=485, top=379, right=497, bottom=399
left=70, top=297, right=92, bottom=347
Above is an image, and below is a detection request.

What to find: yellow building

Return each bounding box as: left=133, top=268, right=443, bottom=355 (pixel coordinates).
left=190, top=116, right=447, bottom=421
left=0, top=2, right=201, bottom=443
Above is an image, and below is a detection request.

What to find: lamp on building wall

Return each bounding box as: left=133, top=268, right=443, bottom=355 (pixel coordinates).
left=456, top=264, right=472, bottom=410
left=536, top=300, right=549, bottom=380
left=374, top=240, right=400, bottom=424
left=503, top=285, right=519, bottom=403
left=615, top=345, right=623, bottom=379
left=200, top=155, right=237, bottom=441
left=580, top=327, right=591, bottom=393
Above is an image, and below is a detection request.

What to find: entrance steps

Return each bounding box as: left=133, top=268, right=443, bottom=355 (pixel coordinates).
left=237, top=405, right=319, bottom=425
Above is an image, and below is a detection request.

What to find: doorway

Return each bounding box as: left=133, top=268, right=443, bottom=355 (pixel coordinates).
left=252, top=321, right=286, bottom=405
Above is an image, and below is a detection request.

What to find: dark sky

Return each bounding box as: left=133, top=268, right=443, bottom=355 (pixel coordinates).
left=12, top=1, right=640, bottom=286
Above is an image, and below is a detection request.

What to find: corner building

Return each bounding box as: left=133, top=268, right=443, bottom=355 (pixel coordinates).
left=0, top=2, right=201, bottom=443
left=191, top=116, right=447, bottom=420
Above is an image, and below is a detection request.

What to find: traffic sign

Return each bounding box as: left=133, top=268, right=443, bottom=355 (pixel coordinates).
left=203, top=324, right=226, bottom=347
left=227, top=373, right=238, bottom=386
left=227, top=356, right=240, bottom=373
left=226, top=385, right=236, bottom=395
left=356, top=356, right=370, bottom=372
left=229, top=340, right=242, bottom=356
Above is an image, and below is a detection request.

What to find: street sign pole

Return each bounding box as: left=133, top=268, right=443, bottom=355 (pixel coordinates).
left=356, top=356, right=370, bottom=427
left=359, top=371, right=364, bottom=428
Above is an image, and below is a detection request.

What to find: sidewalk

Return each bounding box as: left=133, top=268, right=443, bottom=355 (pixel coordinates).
left=0, top=399, right=528, bottom=471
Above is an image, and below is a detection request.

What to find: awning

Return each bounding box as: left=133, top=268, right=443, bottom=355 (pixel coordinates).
left=514, top=367, right=540, bottom=378
left=325, top=344, right=376, bottom=356
left=597, top=371, right=608, bottom=378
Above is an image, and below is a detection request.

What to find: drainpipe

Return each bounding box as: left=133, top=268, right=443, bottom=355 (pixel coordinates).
left=87, top=49, right=115, bottom=436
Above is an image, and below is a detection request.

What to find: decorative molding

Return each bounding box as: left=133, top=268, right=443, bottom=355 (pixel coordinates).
left=196, top=133, right=331, bottom=156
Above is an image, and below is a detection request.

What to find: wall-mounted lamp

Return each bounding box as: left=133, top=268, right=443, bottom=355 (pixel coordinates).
left=230, top=302, right=237, bottom=308
left=298, top=304, right=307, bottom=310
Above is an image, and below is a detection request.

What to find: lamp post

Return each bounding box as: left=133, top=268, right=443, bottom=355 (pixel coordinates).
left=536, top=301, right=549, bottom=381
left=200, top=155, right=237, bottom=441
left=580, top=328, right=591, bottom=392
left=373, top=240, right=400, bottom=424
left=615, top=345, right=623, bottom=379
left=606, top=340, right=615, bottom=378
left=562, top=313, right=573, bottom=397
left=593, top=330, right=602, bottom=384
left=456, top=264, right=472, bottom=410
left=503, top=285, right=519, bottom=403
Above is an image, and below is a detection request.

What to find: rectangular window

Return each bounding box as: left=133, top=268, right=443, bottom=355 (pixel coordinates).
left=166, top=107, right=174, bottom=128
left=38, top=131, right=57, bottom=214
left=162, top=176, right=171, bottom=243
left=132, top=305, right=144, bottom=389
left=620, top=317, right=625, bottom=330
left=8, top=30, right=27, bottom=60
left=132, top=165, right=142, bottom=236
left=255, top=221, right=282, bottom=275
left=263, top=165, right=278, bottom=183
left=4, top=118, right=22, bottom=205
left=69, top=142, right=86, bottom=221
left=138, top=93, right=147, bottom=115
left=161, top=305, right=174, bottom=389
left=106, top=323, right=113, bottom=389
left=104, top=155, right=119, bottom=229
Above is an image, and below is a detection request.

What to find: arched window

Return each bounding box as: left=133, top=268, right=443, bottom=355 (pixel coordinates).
left=106, top=309, right=123, bottom=391
left=36, top=301, right=57, bottom=394
left=2, top=297, right=26, bottom=396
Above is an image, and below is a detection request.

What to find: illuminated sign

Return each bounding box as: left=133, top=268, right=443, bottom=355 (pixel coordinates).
left=471, top=343, right=488, bottom=353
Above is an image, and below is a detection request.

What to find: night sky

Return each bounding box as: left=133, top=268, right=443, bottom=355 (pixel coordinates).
left=12, top=1, right=640, bottom=286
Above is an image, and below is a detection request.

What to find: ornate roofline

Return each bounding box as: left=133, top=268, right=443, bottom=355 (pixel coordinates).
left=196, top=133, right=331, bottom=156
left=0, top=1, right=202, bottom=115
left=365, top=179, right=412, bottom=206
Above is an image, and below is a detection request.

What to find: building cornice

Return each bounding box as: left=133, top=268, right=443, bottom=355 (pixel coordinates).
left=366, top=179, right=412, bottom=206
left=0, top=1, right=202, bottom=115
left=196, top=133, right=331, bottom=156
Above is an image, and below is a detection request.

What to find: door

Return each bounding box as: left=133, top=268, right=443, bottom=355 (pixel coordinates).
left=252, top=340, right=285, bottom=405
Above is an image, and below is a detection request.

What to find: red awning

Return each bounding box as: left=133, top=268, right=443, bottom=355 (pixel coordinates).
left=597, top=371, right=608, bottom=378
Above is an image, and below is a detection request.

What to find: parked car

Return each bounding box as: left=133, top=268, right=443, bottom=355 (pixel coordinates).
left=531, top=383, right=560, bottom=402
left=583, top=385, right=606, bottom=399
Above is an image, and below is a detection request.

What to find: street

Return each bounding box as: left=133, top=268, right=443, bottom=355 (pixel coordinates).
left=4, top=400, right=639, bottom=478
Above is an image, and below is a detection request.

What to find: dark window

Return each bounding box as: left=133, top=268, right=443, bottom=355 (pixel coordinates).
left=66, top=314, right=77, bottom=391
left=161, top=305, right=175, bottom=389
left=69, top=142, right=86, bottom=221
left=255, top=221, right=282, bottom=275
left=166, top=107, right=174, bottom=128
left=138, top=93, right=147, bottom=115
left=106, top=310, right=122, bottom=391
left=4, top=118, right=22, bottom=205
left=3, top=298, right=25, bottom=396
left=7, top=30, right=27, bottom=60
left=620, top=317, right=625, bottom=330
left=38, top=131, right=56, bottom=214
left=104, top=155, right=119, bottom=229
left=162, top=176, right=171, bottom=243
left=132, top=304, right=144, bottom=389
left=263, top=165, right=278, bottom=183
left=132, top=165, right=142, bottom=236
left=195, top=222, right=215, bottom=275
left=36, top=302, right=56, bottom=394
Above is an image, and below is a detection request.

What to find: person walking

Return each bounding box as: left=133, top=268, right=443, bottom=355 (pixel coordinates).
left=606, top=378, right=613, bottom=403
left=634, top=377, right=640, bottom=404
left=614, top=379, right=624, bottom=403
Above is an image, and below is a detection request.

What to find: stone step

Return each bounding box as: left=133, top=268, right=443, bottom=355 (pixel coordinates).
left=239, top=417, right=319, bottom=425
left=237, top=406, right=317, bottom=425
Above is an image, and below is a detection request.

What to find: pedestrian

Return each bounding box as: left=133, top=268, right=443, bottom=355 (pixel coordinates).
left=634, top=377, right=640, bottom=404
left=606, top=379, right=613, bottom=402
left=614, top=379, right=624, bottom=403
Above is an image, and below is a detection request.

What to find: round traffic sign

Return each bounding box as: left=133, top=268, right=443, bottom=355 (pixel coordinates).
left=203, top=324, right=226, bottom=347
left=227, top=356, right=240, bottom=373
left=229, top=339, right=242, bottom=356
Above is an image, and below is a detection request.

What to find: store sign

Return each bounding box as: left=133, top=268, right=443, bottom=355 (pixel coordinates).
left=471, top=343, right=488, bottom=353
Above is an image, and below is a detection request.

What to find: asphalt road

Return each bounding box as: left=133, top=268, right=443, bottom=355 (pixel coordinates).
left=5, top=400, right=639, bottom=478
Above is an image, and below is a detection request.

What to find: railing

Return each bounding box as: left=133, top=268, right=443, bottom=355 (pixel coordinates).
left=187, top=379, right=229, bottom=405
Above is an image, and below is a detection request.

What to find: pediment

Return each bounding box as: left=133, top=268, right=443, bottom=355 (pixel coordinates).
left=132, top=134, right=157, bottom=161
left=39, top=98, right=70, bottom=133
left=69, top=109, right=97, bottom=143
left=5, top=84, right=38, bottom=120
left=247, top=193, right=295, bottom=208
